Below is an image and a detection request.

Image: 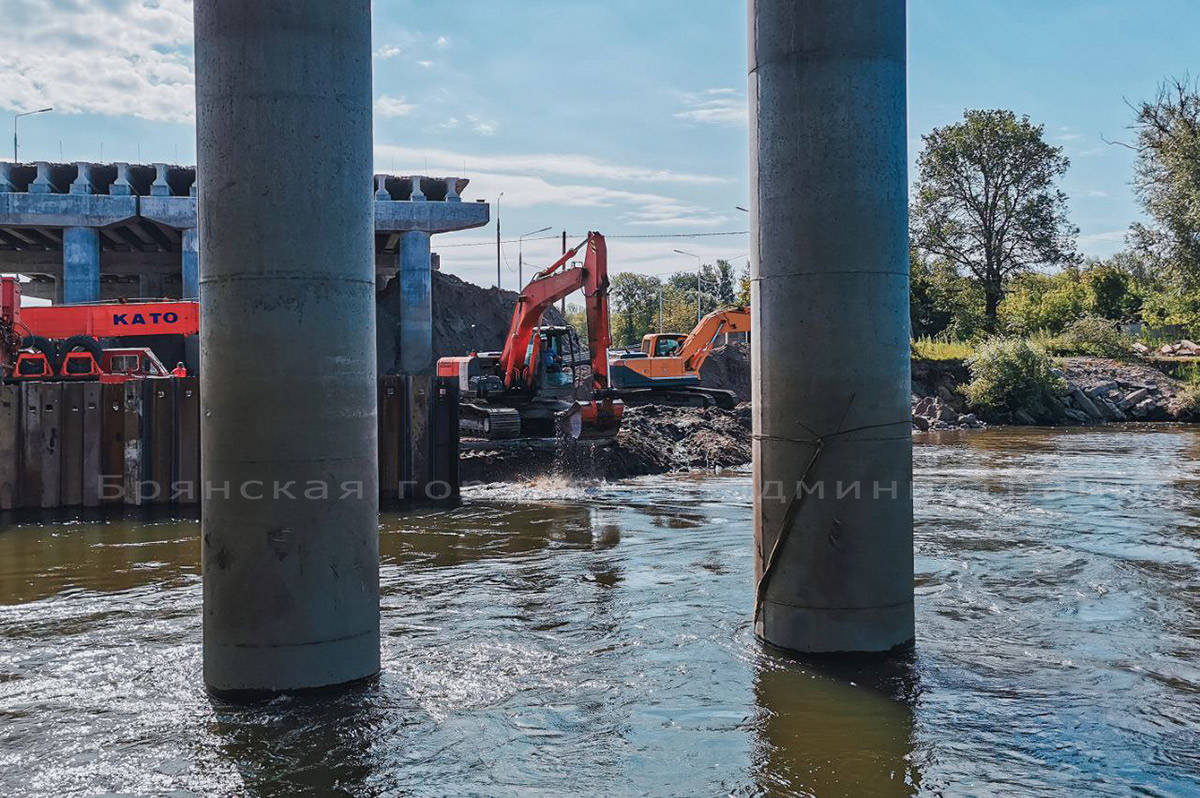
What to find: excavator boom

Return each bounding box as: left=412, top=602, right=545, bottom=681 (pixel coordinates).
left=499, top=232, right=611, bottom=393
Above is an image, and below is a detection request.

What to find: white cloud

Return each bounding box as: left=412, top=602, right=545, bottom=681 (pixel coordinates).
left=375, top=44, right=404, bottom=59
left=379, top=166, right=728, bottom=228
left=375, top=95, right=416, bottom=118
left=442, top=117, right=460, bottom=129
left=417, top=60, right=434, bottom=69
left=375, top=143, right=726, bottom=185
left=435, top=36, right=449, bottom=49
left=0, top=0, right=194, bottom=123
left=1087, top=189, right=1109, bottom=198
left=467, top=114, right=497, bottom=136
left=674, top=88, right=747, bottom=127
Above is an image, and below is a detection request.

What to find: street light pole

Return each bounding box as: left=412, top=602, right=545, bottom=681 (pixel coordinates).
left=518, top=226, right=552, bottom=288
left=495, top=191, right=504, bottom=290
left=13, top=108, right=53, bottom=163
left=674, top=249, right=703, bottom=324
left=658, top=284, right=663, bottom=333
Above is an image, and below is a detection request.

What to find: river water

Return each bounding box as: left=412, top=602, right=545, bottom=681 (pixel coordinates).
left=0, top=427, right=1198, bottom=796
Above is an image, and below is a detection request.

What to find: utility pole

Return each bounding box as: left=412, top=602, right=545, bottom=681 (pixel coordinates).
left=658, top=284, right=663, bottom=333
left=13, top=108, right=53, bottom=163
left=495, top=191, right=503, bottom=290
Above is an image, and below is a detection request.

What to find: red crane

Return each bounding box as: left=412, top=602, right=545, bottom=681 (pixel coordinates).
left=0, top=276, right=196, bottom=383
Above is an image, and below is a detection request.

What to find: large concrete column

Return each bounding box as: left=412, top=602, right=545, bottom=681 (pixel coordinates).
left=61, top=227, right=100, bottom=304
left=397, top=230, right=432, bottom=374
left=749, top=0, right=914, bottom=653
left=181, top=228, right=199, bottom=299
left=195, top=0, right=380, bottom=696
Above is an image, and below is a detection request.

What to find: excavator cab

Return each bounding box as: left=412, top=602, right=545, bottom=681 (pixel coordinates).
left=641, top=334, right=686, bottom=357
left=531, top=326, right=575, bottom=391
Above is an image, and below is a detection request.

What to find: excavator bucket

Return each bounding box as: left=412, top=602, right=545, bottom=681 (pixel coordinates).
left=572, top=399, right=624, bottom=441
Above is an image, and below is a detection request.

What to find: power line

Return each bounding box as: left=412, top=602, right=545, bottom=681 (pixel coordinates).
left=438, top=230, right=749, bottom=248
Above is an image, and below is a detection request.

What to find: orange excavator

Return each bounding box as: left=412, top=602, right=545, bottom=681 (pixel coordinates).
left=609, top=306, right=750, bottom=408
left=437, top=232, right=624, bottom=440
left=0, top=275, right=196, bottom=383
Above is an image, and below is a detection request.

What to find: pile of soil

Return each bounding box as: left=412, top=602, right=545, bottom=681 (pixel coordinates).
left=460, top=403, right=752, bottom=486
left=376, top=271, right=570, bottom=374
left=698, top=341, right=752, bottom=402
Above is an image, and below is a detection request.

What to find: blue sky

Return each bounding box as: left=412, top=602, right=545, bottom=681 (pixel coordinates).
left=2, top=0, right=1196, bottom=288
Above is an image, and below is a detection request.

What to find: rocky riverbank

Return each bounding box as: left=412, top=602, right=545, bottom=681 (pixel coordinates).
left=910, top=356, right=1196, bottom=429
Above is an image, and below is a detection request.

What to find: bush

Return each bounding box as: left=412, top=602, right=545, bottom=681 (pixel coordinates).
left=964, top=338, right=1066, bottom=422
left=1036, top=315, right=1135, bottom=359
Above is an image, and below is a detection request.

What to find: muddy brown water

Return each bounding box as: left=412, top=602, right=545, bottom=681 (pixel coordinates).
left=0, top=427, right=1198, bottom=796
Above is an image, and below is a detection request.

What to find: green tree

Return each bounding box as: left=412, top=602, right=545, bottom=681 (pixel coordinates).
left=912, top=109, right=1079, bottom=330
left=737, top=262, right=751, bottom=307
left=609, top=272, right=661, bottom=347
left=909, top=248, right=987, bottom=339
left=1128, top=77, right=1200, bottom=298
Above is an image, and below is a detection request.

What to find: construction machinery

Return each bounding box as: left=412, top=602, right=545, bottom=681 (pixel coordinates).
left=437, top=232, right=624, bottom=440
left=609, top=306, right=750, bottom=408
left=0, top=275, right=196, bottom=383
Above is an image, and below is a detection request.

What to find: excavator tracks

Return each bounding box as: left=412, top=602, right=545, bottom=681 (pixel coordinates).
left=459, top=403, right=523, bottom=439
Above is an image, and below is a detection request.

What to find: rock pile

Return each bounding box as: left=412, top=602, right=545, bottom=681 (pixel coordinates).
left=1147, top=339, right=1200, bottom=357
left=911, top=395, right=984, bottom=431
left=1057, top=358, right=1194, bottom=423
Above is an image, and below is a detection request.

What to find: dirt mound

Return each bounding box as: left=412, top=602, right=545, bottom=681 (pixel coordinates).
left=699, top=341, right=752, bottom=401
left=376, top=271, right=570, bottom=374
left=460, top=404, right=752, bottom=486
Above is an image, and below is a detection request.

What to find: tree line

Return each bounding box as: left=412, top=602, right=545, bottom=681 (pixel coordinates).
left=576, top=76, right=1199, bottom=349
left=912, top=77, right=1200, bottom=340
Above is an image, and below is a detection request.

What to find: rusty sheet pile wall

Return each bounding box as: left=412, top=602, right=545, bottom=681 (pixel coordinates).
left=0, top=376, right=458, bottom=511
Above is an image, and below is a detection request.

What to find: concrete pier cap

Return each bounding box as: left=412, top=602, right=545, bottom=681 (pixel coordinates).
left=195, top=0, right=380, bottom=697
left=749, top=0, right=915, bottom=654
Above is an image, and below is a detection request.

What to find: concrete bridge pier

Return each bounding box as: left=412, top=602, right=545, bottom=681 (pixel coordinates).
left=181, top=228, right=199, bottom=300
left=749, top=0, right=914, bottom=653
left=398, top=230, right=432, bottom=375
left=195, top=0, right=380, bottom=697
left=61, top=226, right=99, bottom=304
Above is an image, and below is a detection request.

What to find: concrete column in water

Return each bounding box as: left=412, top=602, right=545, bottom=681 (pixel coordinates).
left=195, top=0, right=380, bottom=696
left=749, top=0, right=914, bottom=653
left=181, top=228, right=199, bottom=300
left=61, top=227, right=100, bottom=304
left=398, top=229, right=432, bottom=375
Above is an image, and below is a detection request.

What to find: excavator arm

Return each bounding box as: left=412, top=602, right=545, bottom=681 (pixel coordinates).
left=499, top=231, right=612, bottom=392
left=678, top=307, right=751, bottom=372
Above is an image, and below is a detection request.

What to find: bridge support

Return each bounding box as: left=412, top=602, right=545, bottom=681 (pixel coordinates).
left=181, top=228, right=199, bottom=300
left=195, top=0, right=380, bottom=696
left=398, top=230, right=433, bottom=375
left=749, top=0, right=914, bottom=653
left=61, top=226, right=99, bottom=304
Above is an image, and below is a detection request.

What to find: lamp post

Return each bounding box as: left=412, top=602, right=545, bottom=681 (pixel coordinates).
left=518, top=226, right=551, bottom=288
left=674, top=249, right=703, bottom=324
left=495, top=191, right=504, bottom=290
left=13, top=108, right=53, bottom=163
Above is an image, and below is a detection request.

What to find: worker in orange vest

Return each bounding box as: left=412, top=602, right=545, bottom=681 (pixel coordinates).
left=171, top=362, right=188, bottom=378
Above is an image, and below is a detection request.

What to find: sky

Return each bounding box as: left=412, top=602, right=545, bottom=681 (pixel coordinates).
left=2, top=0, right=1197, bottom=289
